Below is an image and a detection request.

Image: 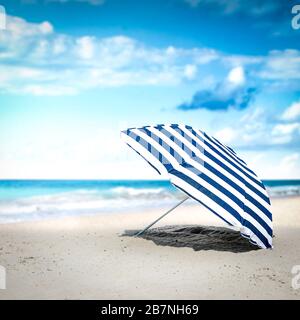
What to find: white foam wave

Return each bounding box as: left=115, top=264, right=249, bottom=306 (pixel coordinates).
left=266, top=186, right=300, bottom=198
left=0, top=185, right=298, bottom=224
left=110, top=187, right=178, bottom=199
left=0, top=188, right=182, bottom=223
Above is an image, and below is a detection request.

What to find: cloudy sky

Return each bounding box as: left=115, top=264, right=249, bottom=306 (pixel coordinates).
left=0, top=0, right=300, bottom=179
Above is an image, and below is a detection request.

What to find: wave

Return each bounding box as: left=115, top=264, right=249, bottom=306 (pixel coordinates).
left=110, top=186, right=181, bottom=199
left=0, top=187, right=182, bottom=223
left=266, top=185, right=300, bottom=198
left=0, top=184, right=299, bottom=224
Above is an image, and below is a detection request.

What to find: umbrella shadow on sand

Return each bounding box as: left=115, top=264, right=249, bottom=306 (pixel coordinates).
left=123, top=225, right=260, bottom=253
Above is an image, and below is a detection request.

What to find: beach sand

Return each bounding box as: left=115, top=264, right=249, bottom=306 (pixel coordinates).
left=0, top=196, right=300, bottom=300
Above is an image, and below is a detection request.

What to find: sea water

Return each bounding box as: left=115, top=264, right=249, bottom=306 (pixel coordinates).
left=0, top=179, right=299, bottom=223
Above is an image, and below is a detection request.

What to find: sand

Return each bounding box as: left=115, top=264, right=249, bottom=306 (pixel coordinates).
left=0, top=196, right=300, bottom=300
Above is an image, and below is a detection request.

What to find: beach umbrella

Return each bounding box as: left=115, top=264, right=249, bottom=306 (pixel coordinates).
left=121, top=124, right=273, bottom=249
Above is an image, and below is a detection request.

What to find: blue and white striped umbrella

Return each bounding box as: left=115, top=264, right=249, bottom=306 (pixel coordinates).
left=121, top=124, right=273, bottom=249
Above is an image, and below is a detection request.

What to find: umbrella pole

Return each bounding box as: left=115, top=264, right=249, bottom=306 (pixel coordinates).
left=134, top=197, right=189, bottom=237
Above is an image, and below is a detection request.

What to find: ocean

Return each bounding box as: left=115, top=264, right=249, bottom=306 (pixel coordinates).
left=0, top=179, right=299, bottom=224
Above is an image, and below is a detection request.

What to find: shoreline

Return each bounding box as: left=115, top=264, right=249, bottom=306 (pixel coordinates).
left=0, top=194, right=299, bottom=226
left=0, top=196, right=299, bottom=299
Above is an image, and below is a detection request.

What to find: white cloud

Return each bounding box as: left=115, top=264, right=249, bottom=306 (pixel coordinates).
left=273, top=153, right=300, bottom=179
left=213, top=105, right=300, bottom=149
left=52, top=35, right=67, bottom=54
left=214, top=127, right=236, bottom=144
left=22, top=84, right=78, bottom=96
left=272, top=123, right=300, bottom=136
left=227, top=66, right=245, bottom=86
left=271, top=122, right=300, bottom=145
left=0, top=14, right=299, bottom=96
left=282, top=101, right=300, bottom=121
left=76, top=36, right=95, bottom=59
left=259, top=49, right=300, bottom=80
left=241, top=107, right=264, bottom=123
left=270, top=134, right=293, bottom=145
left=242, top=152, right=300, bottom=179
left=184, top=0, right=282, bottom=16
left=193, top=48, right=219, bottom=64
left=45, top=0, right=105, bottom=5
left=5, top=16, right=53, bottom=37
left=183, top=64, right=197, bottom=79
left=280, top=153, right=300, bottom=169
left=0, top=15, right=223, bottom=95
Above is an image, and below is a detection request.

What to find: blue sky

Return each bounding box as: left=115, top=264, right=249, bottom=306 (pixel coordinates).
left=0, top=0, right=300, bottom=179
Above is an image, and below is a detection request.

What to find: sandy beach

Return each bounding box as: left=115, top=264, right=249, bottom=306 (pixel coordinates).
left=0, top=196, right=300, bottom=300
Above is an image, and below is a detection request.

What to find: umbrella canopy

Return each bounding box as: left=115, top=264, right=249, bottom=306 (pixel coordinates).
left=121, top=124, right=273, bottom=249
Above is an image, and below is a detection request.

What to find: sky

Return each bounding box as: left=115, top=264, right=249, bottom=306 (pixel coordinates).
left=0, top=0, right=300, bottom=180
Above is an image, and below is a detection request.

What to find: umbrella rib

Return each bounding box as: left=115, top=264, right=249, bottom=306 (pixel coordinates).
left=134, top=196, right=189, bottom=237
